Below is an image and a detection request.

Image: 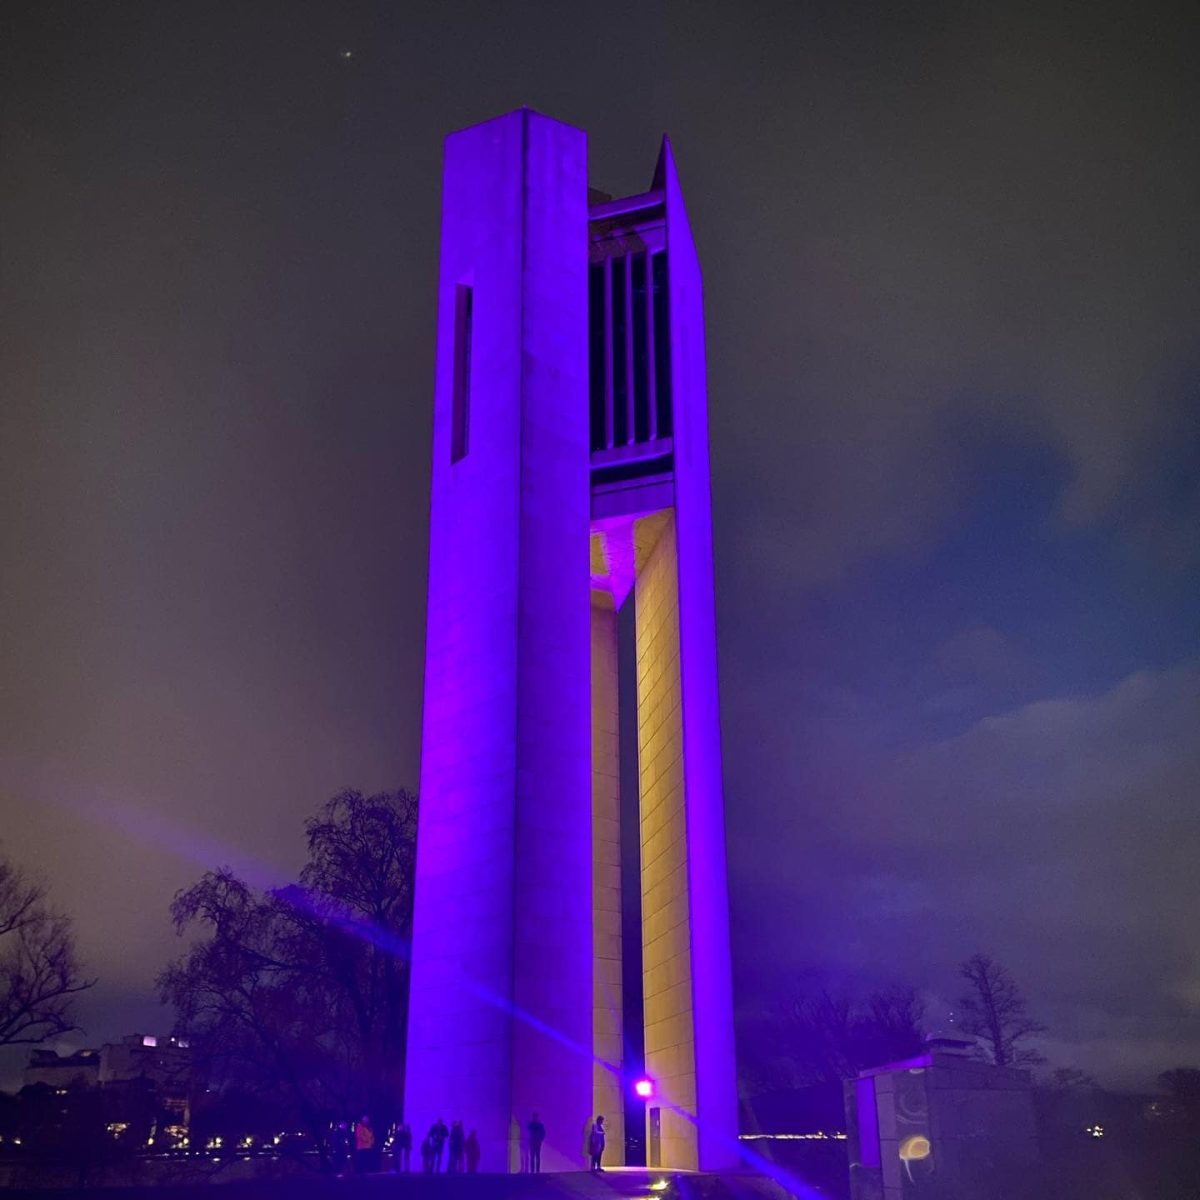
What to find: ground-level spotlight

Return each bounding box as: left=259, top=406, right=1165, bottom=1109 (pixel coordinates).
left=633, top=1076, right=656, bottom=1100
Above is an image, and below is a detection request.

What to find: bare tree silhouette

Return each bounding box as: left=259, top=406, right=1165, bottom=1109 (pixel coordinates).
left=0, top=851, right=94, bottom=1047
left=957, top=953, right=1045, bottom=1067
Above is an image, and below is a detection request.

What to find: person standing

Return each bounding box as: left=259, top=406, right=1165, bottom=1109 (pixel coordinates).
left=354, top=1116, right=375, bottom=1174
left=465, top=1129, right=480, bottom=1173
left=527, top=1112, right=546, bottom=1174
left=329, top=1120, right=351, bottom=1176
left=429, top=1117, right=449, bottom=1171
left=448, top=1120, right=465, bottom=1172
left=420, top=1133, right=434, bottom=1173
left=588, top=1115, right=606, bottom=1173
left=393, top=1122, right=412, bottom=1172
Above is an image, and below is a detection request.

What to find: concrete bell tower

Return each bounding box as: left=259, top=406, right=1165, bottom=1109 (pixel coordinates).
left=404, top=109, right=738, bottom=1174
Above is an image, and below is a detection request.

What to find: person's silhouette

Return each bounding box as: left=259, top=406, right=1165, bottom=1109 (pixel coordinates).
left=588, top=1115, right=606, bottom=1172
left=429, top=1118, right=449, bottom=1171
left=527, top=1112, right=546, bottom=1173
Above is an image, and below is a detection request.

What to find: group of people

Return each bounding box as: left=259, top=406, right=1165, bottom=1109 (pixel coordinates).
left=327, top=1116, right=479, bottom=1175
left=328, top=1109, right=608, bottom=1175
left=410, top=1117, right=481, bottom=1173
left=527, top=1111, right=607, bottom=1174
left=327, top=1117, right=379, bottom=1175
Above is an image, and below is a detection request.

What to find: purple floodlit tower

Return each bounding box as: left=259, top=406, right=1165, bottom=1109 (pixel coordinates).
left=404, top=109, right=737, bottom=1173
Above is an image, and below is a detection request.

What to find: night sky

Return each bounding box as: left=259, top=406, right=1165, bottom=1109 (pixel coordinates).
left=2, top=1, right=1198, bottom=1091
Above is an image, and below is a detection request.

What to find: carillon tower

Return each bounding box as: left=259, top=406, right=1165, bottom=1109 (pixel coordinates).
left=404, top=109, right=737, bottom=1173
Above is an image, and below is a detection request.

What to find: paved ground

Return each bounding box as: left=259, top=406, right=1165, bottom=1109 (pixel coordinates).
left=0, top=1167, right=803, bottom=1200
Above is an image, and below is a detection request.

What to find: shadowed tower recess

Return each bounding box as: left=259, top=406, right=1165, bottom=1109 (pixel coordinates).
left=405, top=109, right=737, bottom=1174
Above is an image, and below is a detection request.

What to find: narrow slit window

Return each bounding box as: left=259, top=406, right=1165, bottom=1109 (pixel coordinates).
left=451, top=284, right=473, bottom=463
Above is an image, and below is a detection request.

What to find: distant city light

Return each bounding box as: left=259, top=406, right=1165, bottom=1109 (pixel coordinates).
left=1086, top=1124, right=1105, bottom=1139
left=738, top=1132, right=848, bottom=1141
left=634, top=1076, right=655, bottom=1099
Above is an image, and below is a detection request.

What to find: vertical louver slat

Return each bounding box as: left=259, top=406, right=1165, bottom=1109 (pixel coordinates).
left=589, top=263, right=606, bottom=452
left=604, top=255, right=615, bottom=450
left=625, top=249, right=635, bottom=445
left=648, top=250, right=657, bottom=444
left=632, top=252, right=650, bottom=444
left=611, top=256, right=627, bottom=446
left=653, top=251, right=672, bottom=439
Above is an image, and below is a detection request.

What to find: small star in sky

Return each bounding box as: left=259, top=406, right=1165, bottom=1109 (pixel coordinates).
left=339, top=49, right=353, bottom=60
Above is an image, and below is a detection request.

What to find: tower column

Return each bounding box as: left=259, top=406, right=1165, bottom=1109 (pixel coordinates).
left=591, top=600, right=625, bottom=1164
left=405, top=109, right=592, bottom=1173
left=409, top=112, right=737, bottom=1175
left=634, top=512, right=697, bottom=1169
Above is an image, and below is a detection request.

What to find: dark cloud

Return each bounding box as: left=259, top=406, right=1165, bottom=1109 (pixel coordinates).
left=730, top=660, right=1200, bottom=1084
